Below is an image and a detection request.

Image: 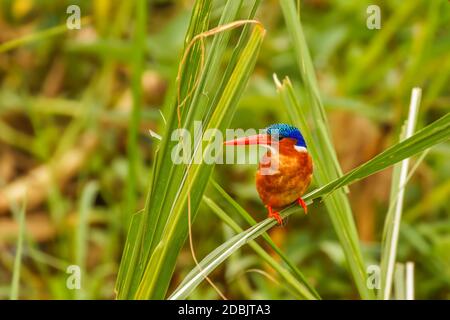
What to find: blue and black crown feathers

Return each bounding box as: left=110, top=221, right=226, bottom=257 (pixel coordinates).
left=265, top=123, right=307, bottom=148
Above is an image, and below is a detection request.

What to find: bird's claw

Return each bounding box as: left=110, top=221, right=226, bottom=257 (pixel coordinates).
left=297, top=198, right=308, bottom=214
left=266, top=205, right=283, bottom=225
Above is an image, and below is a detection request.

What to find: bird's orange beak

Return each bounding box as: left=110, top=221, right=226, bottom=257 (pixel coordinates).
left=224, top=134, right=272, bottom=146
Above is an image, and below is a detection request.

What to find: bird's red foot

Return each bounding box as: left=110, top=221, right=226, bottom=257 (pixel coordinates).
left=266, top=205, right=283, bottom=225
left=297, top=198, right=308, bottom=214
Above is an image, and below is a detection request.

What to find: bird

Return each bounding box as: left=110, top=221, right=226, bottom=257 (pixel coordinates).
left=224, top=123, right=313, bottom=225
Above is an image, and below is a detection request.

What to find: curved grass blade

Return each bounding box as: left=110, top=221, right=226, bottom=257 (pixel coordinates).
left=169, top=210, right=283, bottom=300
left=116, top=0, right=214, bottom=298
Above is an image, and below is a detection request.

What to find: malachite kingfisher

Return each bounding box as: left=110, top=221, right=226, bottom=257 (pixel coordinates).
left=224, top=123, right=313, bottom=225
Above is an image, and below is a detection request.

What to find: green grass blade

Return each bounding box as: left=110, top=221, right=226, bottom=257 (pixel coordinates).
left=142, top=0, right=246, bottom=265
left=115, top=0, right=214, bottom=298
left=169, top=109, right=449, bottom=299
left=0, top=17, right=90, bottom=53
left=306, top=112, right=450, bottom=200
left=116, top=0, right=265, bottom=300
left=135, top=25, right=265, bottom=299
left=130, top=1, right=214, bottom=294
left=134, top=241, right=165, bottom=299
left=75, top=181, right=99, bottom=299
left=125, top=0, right=148, bottom=221
left=394, top=263, right=406, bottom=300
left=405, top=262, right=415, bottom=300
left=169, top=211, right=279, bottom=300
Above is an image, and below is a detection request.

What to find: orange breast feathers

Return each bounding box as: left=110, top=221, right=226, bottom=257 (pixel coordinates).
left=256, top=138, right=313, bottom=209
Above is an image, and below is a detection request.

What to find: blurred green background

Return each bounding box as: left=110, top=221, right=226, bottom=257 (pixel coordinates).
left=0, top=0, right=449, bottom=299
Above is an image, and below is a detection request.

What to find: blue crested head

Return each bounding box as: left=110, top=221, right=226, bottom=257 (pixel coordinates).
left=265, top=123, right=307, bottom=148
